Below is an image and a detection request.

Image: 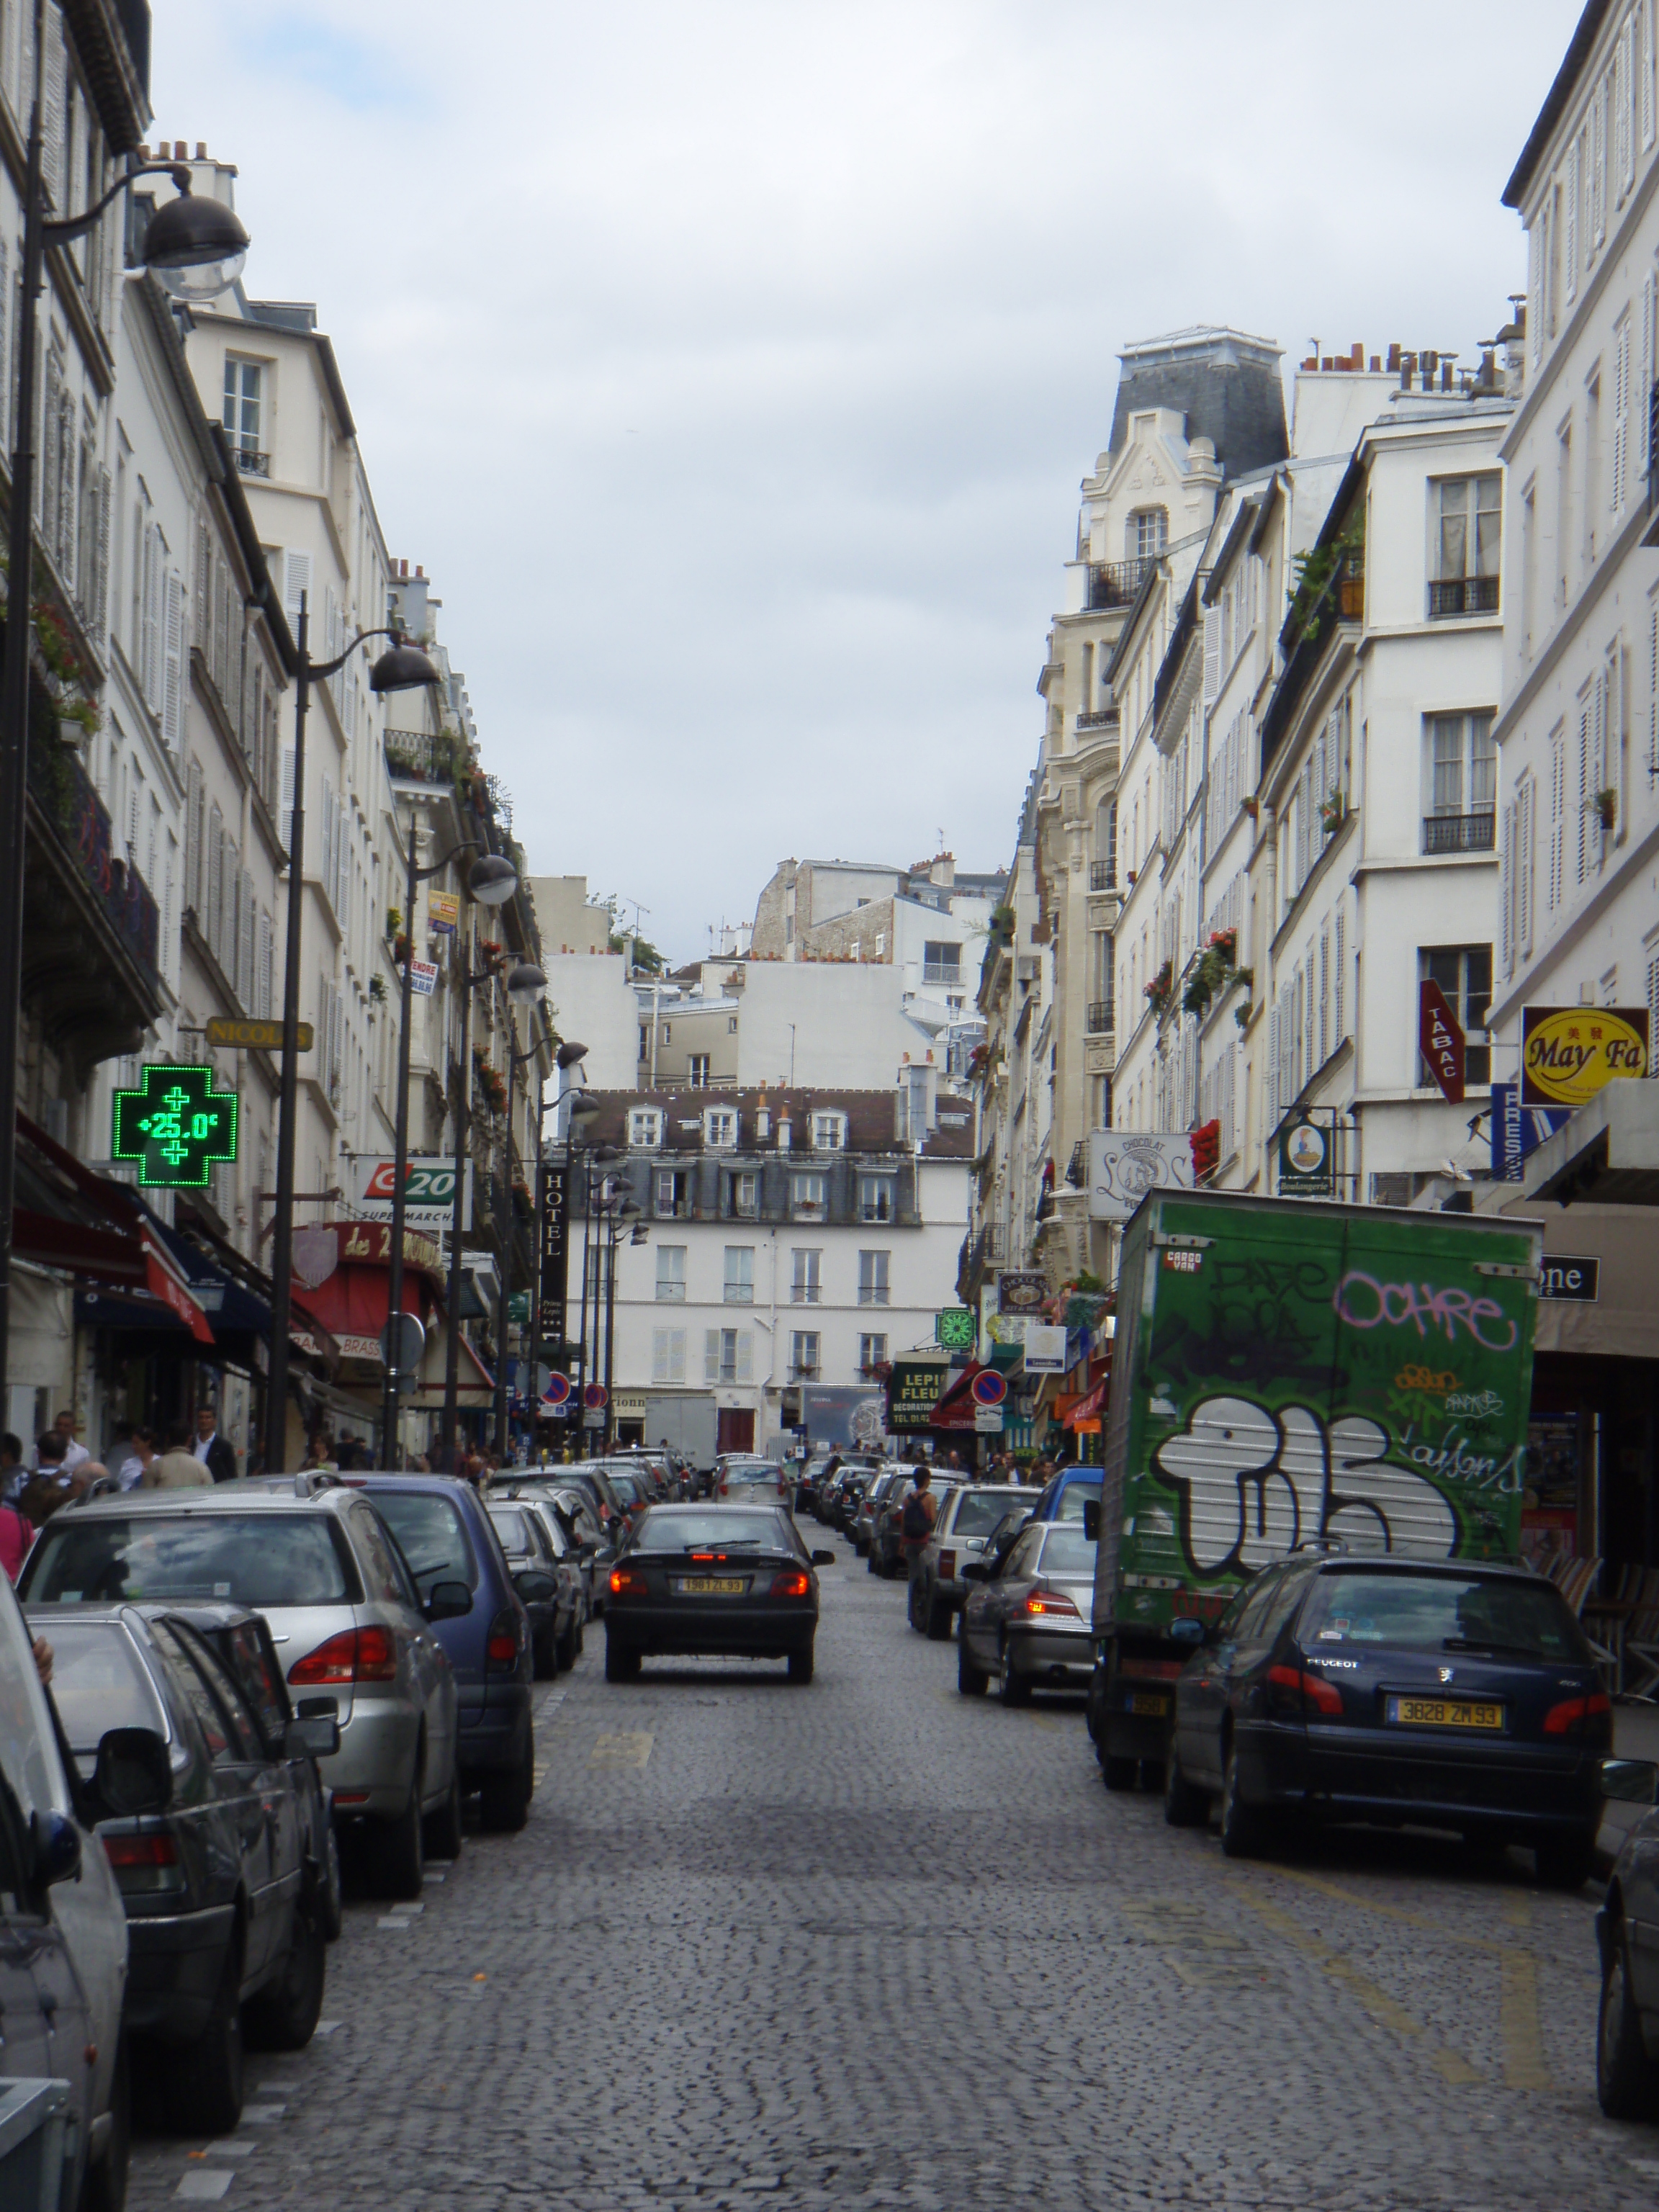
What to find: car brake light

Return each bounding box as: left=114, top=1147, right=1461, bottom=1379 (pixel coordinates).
left=1025, top=1591, right=1079, bottom=1617
left=770, top=1568, right=811, bottom=1599
left=1544, top=1691, right=1612, bottom=1735
left=103, top=1831, right=178, bottom=1869
left=288, top=1626, right=397, bottom=1686
left=1267, top=1663, right=1344, bottom=1719
left=486, top=1608, right=522, bottom=1671
left=354, top=1625, right=397, bottom=1682
left=938, top=1551, right=956, bottom=1581
left=610, top=1566, right=649, bottom=1597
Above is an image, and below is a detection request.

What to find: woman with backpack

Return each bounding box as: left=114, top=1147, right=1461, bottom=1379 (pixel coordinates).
left=900, top=1463, right=935, bottom=1587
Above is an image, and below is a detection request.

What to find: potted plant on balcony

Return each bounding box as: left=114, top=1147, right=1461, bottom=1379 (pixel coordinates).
left=1593, top=787, right=1617, bottom=833
left=369, top=974, right=387, bottom=1004
left=1145, top=959, right=1173, bottom=1019
left=1319, top=789, right=1347, bottom=837
left=385, top=906, right=403, bottom=939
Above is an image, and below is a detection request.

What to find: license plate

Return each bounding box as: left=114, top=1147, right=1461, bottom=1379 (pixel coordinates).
left=675, top=1577, right=745, bottom=1596
left=1385, top=1696, right=1503, bottom=1731
left=1128, top=1691, right=1169, bottom=1717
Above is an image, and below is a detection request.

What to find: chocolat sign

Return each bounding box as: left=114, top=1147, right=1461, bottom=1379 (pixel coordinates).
left=1521, top=1007, right=1648, bottom=1108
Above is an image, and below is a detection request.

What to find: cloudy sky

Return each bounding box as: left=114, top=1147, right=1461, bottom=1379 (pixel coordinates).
left=156, top=1, right=1579, bottom=963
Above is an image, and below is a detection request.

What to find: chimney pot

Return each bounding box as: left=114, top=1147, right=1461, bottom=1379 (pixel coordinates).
left=173, top=140, right=186, bottom=159
left=196, top=142, right=207, bottom=160
left=415, top=565, right=424, bottom=579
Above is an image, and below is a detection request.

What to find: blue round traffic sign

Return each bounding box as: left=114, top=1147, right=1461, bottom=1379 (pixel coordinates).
left=583, top=1382, right=608, bottom=1411
left=541, top=1373, right=572, bottom=1406
left=971, top=1369, right=1007, bottom=1406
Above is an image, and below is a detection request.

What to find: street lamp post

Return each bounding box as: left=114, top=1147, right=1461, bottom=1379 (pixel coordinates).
left=572, top=1138, right=619, bottom=1447
left=263, top=628, right=441, bottom=1475
left=378, top=821, right=519, bottom=1463
left=0, top=110, right=250, bottom=1403
left=436, top=907, right=534, bottom=1458
left=601, top=1194, right=642, bottom=1447
left=492, top=1006, right=549, bottom=1462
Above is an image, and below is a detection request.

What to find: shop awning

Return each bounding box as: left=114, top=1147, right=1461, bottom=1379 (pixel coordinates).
left=1526, top=1082, right=1659, bottom=1207
left=402, top=1320, right=495, bottom=1408
left=1063, top=1378, right=1108, bottom=1430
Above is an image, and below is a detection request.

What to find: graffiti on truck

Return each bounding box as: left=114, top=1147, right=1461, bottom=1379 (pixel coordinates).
left=1151, top=1394, right=1516, bottom=1581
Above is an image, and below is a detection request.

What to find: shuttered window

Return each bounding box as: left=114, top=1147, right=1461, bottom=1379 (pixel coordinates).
left=1614, top=310, right=1632, bottom=516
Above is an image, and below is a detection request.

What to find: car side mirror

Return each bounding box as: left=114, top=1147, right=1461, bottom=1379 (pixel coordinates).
left=514, top=1570, right=559, bottom=1605
left=1082, top=1499, right=1102, bottom=1543
left=426, top=1580, right=471, bottom=1622
left=811, top=1550, right=835, bottom=1567
left=31, top=1808, right=81, bottom=1888
left=1169, top=1616, right=1207, bottom=1647
left=285, top=1714, right=341, bottom=1759
left=961, top=1561, right=991, bottom=1584
left=1601, top=1757, right=1659, bottom=1804
left=93, top=1726, right=174, bottom=1819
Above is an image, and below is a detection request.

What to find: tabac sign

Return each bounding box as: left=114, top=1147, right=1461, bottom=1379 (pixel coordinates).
left=1521, top=1006, right=1649, bottom=1108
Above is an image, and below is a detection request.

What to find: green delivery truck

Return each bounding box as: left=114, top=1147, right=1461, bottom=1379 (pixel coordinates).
left=1085, top=1188, right=1544, bottom=1788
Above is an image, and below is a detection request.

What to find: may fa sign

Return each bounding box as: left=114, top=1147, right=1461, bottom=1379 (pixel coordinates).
left=1521, top=1006, right=1649, bottom=1107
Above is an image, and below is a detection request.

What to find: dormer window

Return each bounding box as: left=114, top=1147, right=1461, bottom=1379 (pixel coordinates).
left=628, top=1107, right=663, bottom=1151
left=1128, top=508, right=1168, bottom=560
left=811, top=1111, right=846, bottom=1151
left=704, top=1107, right=737, bottom=1150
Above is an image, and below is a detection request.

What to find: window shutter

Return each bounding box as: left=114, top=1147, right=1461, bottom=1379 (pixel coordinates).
left=145, top=527, right=163, bottom=713
left=1614, top=313, right=1631, bottom=513
left=259, top=909, right=273, bottom=1020
left=206, top=803, right=223, bottom=962
left=194, top=517, right=210, bottom=647
left=704, top=1330, right=719, bottom=1383
left=1529, top=216, right=1544, bottom=367
left=1334, top=904, right=1346, bottom=1043
left=1202, top=608, right=1220, bottom=700
left=1646, top=0, right=1658, bottom=150
left=1318, top=927, right=1330, bottom=1067
left=92, top=464, right=111, bottom=638
left=1567, top=137, right=1581, bottom=299
left=163, top=572, right=184, bottom=752
left=1577, top=701, right=1591, bottom=885
left=1520, top=778, right=1535, bottom=956
left=1595, top=73, right=1608, bottom=243
left=1643, top=277, right=1655, bottom=484
left=281, top=745, right=295, bottom=855
left=284, top=549, right=311, bottom=629
left=1549, top=730, right=1565, bottom=909
left=40, top=16, right=64, bottom=210
left=1621, top=16, right=1637, bottom=194
left=184, top=760, right=202, bottom=914
left=38, top=346, right=59, bottom=539
left=736, top=1331, right=753, bottom=1383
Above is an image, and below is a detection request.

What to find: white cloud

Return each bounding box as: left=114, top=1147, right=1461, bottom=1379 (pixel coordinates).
left=153, top=0, right=1580, bottom=955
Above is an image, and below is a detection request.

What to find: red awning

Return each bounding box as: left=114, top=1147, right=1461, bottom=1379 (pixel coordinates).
left=930, top=1361, right=990, bottom=1432
left=1063, top=1378, right=1108, bottom=1430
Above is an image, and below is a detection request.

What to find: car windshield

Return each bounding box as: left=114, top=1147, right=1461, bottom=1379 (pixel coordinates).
left=1297, top=1571, right=1592, bottom=1660
left=635, top=1511, right=784, bottom=1552
left=42, top=1622, right=168, bottom=1753
left=953, top=1491, right=1025, bottom=1538
left=1054, top=1478, right=1102, bottom=1521
left=1038, top=1527, right=1097, bottom=1575
left=23, top=1514, right=351, bottom=1608
left=487, top=1508, right=530, bottom=1554
left=366, top=1492, right=478, bottom=1596
left=608, top=1475, right=646, bottom=1503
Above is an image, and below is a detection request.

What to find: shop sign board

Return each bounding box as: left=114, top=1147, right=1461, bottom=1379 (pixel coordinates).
left=1488, top=1084, right=1569, bottom=1182
left=1022, top=1323, right=1069, bottom=1374
left=408, top=959, right=439, bottom=997
left=1087, top=1132, right=1197, bottom=1220
left=996, top=1271, right=1048, bottom=1316
left=428, top=890, right=459, bottom=932
left=1521, top=1006, right=1649, bottom=1107
left=1418, top=979, right=1465, bottom=1104
left=1539, top=1256, right=1599, bottom=1302
left=888, top=1358, right=945, bottom=1432
left=1277, top=1112, right=1334, bottom=1198
left=204, top=1016, right=313, bottom=1052
left=112, top=1064, right=238, bottom=1189
left=933, top=1308, right=976, bottom=1350
left=351, top=1156, right=472, bottom=1231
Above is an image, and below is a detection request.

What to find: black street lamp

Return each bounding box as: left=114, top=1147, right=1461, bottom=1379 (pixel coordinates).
left=262, top=621, right=441, bottom=1474
left=0, top=132, right=250, bottom=1401
left=571, top=1133, right=619, bottom=1447
left=378, top=821, right=521, bottom=1463
left=601, top=1192, right=642, bottom=1447
left=493, top=1008, right=549, bottom=1461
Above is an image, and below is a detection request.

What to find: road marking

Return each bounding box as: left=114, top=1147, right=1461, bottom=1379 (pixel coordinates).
left=313, top=2020, right=341, bottom=2036
left=1498, top=1950, right=1551, bottom=2092
left=590, top=1730, right=654, bottom=1769
left=1267, top=1864, right=1507, bottom=1954
left=377, top=1917, right=413, bottom=1930
left=1231, top=1883, right=1482, bottom=2083
left=177, top=2173, right=234, bottom=2200
left=238, top=2105, right=287, bottom=2123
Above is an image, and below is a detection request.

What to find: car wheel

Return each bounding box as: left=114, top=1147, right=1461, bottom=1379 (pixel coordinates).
left=166, top=1934, right=245, bottom=2136
left=787, top=1645, right=815, bottom=1683
left=1164, top=1743, right=1208, bottom=1827
left=1599, top=1917, right=1659, bottom=2118
left=866, top=1548, right=878, bottom=1575
left=554, top=1614, right=580, bottom=1671
left=423, top=1766, right=464, bottom=1862
left=605, top=1635, right=642, bottom=1682
left=957, top=1628, right=988, bottom=1697
left=1100, top=1753, right=1138, bottom=1791
left=370, top=1779, right=426, bottom=1902
left=76, top=2035, right=127, bottom=2212
left=997, top=1645, right=1032, bottom=1707
left=478, top=1735, right=535, bottom=1833
left=244, top=1902, right=327, bottom=2052
left=1535, top=1833, right=1598, bottom=1892
left=854, top=1537, right=868, bottom=1557
left=925, top=1593, right=953, bottom=1642
left=1218, top=1741, right=1267, bottom=1859
left=531, top=1623, right=559, bottom=1681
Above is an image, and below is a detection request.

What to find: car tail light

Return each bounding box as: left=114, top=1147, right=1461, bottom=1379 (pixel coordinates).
left=1544, top=1691, right=1612, bottom=1735
left=486, top=1608, right=523, bottom=1672
left=103, top=1830, right=183, bottom=1894
left=288, top=1626, right=397, bottom=1686
left=1024, top=1591, right=1079, bottom=1618
left=938, top=1551, right=956, bottom=1582
left=1267, top=1663, right=1344, bottom=1719
left=770, top=1568, right=811, bottom=1599
left=610, top=1566, right=649, bottom=1598
left=354, top=1625, right=397, bottom=1681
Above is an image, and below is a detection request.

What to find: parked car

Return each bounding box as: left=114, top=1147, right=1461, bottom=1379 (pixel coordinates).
left=1161, top=1552, right=1609, bottom=1879
left=958, top=1520, right=1096, bottom=1702
left=1030, top=1468, right=1103, bottom=1524
left=551, top=1463, right=630, bottom=1534
left=0, top=1573, right=129, bottom=2209
left=19, top=1479, right=462, bottom=1897
left=1595, top=1757, right=1659, bottom=2116
left=35, top=1601, right=342, bottom=2136
left=604, top=1503, right=835, bottom=1682
left=485, top=1501, right=580, bottom=1676
left=717, top=1459, right=790, bottom=1508
left=853, top=1470, right=904, bottom=1561
left=514, top=1498, right=591, bottom=1651
left=909, top=1484, right=1033, bottom=1639
left=542, top=1485, right=613, bottom=1613
left=495, top=1479, right=611, bottom=1622
left=342, top=1476, right=537, bottom=1835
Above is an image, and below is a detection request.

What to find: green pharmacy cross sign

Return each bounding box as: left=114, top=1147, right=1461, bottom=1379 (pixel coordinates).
left=112, top=1065, right=239, bottom=1189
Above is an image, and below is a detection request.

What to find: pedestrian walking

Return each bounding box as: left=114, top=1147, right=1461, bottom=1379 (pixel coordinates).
left=900, top=1463, right=935, bottom=1588
left=32, top=1409, right=89, bottom=1475
left=0, top=1484, right=32, bottom=1581
left=0, top=1432, right=24, bottom=1504
left=143, top=1424, right=212, bottom=1489
left=192, top=1405, right=238, bottom=1483
left=117, top=1429, right=158, bottom=1490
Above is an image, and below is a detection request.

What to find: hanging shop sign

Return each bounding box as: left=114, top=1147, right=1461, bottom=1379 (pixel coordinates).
left=996, top=1271, right=1048, bottom=1316
left=408, top=959, right=439, bottom=997
left=427, top=890, right=459, bottom=933
left=1277, top=1112, right=1334, bottom=1198
left=1520, top=1006, right=1650, bottom=1108
left=1418, top=979, right=1466, bottom=1105
left=888, top=1358, right=945, bottom=1433
left=1021, top=1323, right=1069, bottom=1375
left=1488, top=1083, right=1570, bottom=1182
left=204, top=1016, right=313, bottom=1052
left=934, top=1308, right=976, bottom=1351
left=351, top=1156, right=472, bottom=1231
left=112, top=1065, right=239, bottom=1189
left=1086, top=1131, right=1197, bottom=1220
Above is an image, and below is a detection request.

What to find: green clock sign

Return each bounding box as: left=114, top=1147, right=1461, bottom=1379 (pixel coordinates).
left=933, top=1308, right=976, bottom=1351
left=112, top=1064, right=239, bottom=1189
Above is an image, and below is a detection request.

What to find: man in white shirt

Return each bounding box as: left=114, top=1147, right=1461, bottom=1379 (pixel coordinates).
left=32, top=1411, right=89, bottom=1474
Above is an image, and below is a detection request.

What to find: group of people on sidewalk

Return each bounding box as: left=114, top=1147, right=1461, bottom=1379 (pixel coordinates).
left=0, top=1404, right=237, bottom=1581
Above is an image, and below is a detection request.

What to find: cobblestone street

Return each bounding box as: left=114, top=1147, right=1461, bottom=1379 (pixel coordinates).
left=126, top=1539, right=1659, bottom=2212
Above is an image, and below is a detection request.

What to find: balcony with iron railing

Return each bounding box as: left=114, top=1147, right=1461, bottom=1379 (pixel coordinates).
left=1427, top=574, right=1500, bottom=619
left=1076, top=708, right=1120, bottom=733
left=1066, top=1139, right=1089, bottom=1188
left=1086, top=1000, right=1115, bottom=1035
left=1422, top=811, right=1496, bottom=855
left=922, top=961, right=962, bottom=986
left=385, top=728, right=471, bottom=784
left=1087, top=557, right=1151, bottom=610
left=1089, top=861, right=1117, bottom=892
left=229, top=444, right=271, bottom=480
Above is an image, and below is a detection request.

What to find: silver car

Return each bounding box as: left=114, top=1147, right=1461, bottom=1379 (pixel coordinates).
left=958, top=1519, right=1097, bottom=1703
left=909, top=1484, right=1033, bottom=1639
left=716, top=1458, right=791, bottom=1509
left=19, top=1478, right=462, bottom=1898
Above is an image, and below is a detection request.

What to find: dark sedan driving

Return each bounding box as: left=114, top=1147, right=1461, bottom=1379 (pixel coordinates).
left=603, top=1504, right=835, bottom=1683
